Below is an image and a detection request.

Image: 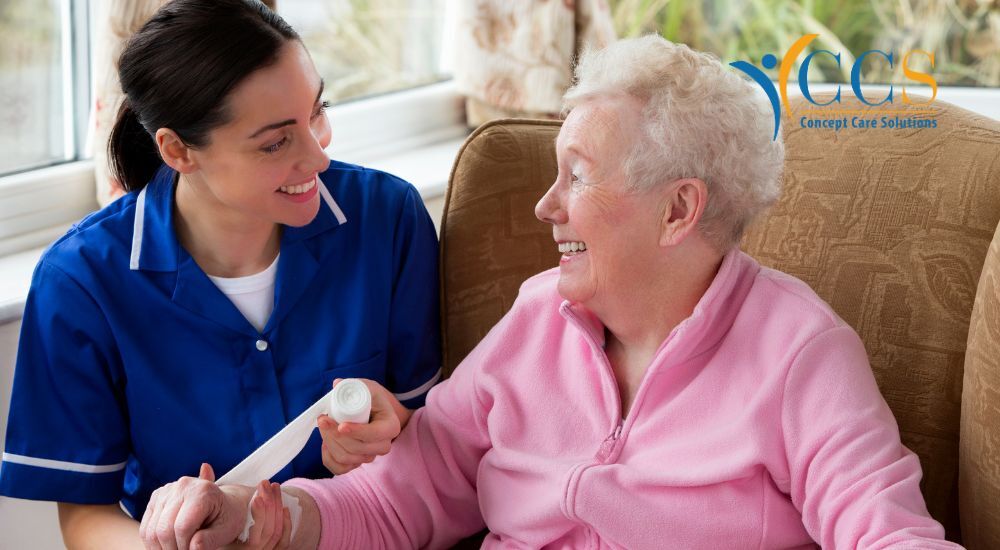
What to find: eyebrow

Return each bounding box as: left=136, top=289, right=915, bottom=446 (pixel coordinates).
left=248, top=80, right=325, bottom=139
left=565, top=144, right=593, bottom=164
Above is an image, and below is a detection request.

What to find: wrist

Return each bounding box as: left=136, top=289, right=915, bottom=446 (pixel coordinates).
left=219, top=483, right=255, bottom=510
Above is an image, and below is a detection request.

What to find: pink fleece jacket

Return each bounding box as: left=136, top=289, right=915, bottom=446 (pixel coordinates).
left=286, top=250, right=959, bottom=549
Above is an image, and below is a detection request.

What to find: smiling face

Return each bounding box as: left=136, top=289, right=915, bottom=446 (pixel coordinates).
left=535, top=95, right=669, bottom=310
left=172, top=40, right=332, bottom=228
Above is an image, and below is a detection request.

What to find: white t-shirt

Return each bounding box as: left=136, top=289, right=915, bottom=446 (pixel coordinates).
left=207, top=254, right=279, bottom=333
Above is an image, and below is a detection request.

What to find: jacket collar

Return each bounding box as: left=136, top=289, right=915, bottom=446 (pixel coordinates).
left=560, top=248, right=760, bottom=364
left=127, top=164, right=348, bottom=335
left=129, top=164, right=347, bottom=272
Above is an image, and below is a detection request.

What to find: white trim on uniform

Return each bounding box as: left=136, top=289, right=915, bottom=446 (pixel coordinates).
left=317, top=180, right=347, bottom=225
left=128, top=180, right=346, bottom=271
left=128, top=186, right=148, bottom=271
left=394, top=367, right=443, bottom=402
left=2, top=452, right=127, bottom=474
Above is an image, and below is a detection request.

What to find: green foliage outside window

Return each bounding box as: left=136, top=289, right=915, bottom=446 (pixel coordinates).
left=609, top=0, right=999, bottom=87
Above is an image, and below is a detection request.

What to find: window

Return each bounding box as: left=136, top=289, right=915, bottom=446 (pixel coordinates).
left=608, top=0, right=999, bottom=87
left=0, top=0, right=78, bottom=176
left=279, top=0, right=450, bottom=104
left=0, top=0, right=458, bottom=255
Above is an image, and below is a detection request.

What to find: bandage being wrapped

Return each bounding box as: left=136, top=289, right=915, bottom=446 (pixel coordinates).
left=217, top=379, right=372, bottom=542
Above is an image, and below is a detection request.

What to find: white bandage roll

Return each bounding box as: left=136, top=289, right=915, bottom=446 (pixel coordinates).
left=217, top=379, right=372, bottom=542
left=218, top=379, right=372, bottom=485
left=329, top=378, right=372, bottom=424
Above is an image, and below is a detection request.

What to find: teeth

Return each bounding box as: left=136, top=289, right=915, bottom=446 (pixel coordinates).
left=279, top=178, right=317, bottom=195
left=558, top=241, right=587, bottom=254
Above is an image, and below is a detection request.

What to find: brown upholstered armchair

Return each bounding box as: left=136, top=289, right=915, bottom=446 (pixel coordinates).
left=438, top=96, right=1000, bottom=548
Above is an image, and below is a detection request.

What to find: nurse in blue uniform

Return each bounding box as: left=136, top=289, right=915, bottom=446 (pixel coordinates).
left=0, top=0, right=441, bottom=546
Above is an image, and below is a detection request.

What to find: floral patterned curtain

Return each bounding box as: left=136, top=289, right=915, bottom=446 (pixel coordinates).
left=452, top=0, right=616, bottom=127
left=90, top=0, right=277, bottom=207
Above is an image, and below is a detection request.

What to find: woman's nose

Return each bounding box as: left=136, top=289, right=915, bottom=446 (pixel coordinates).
left=298, top=125, right=330, bottom=174
left=535, top=181, right=567, bottom=225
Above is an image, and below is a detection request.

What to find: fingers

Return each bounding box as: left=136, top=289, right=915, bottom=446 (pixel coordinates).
left=247, top=482, right=286, bottom=550
left=318, top=416, right=376, bottom=471
left=320, top=379, right=401, bottom=474
left=139, top=474, right=226, bottom=550
left=323, top=430, right=376, bottom=465
left=321, top=439, right=362, bottom=475
left=199, top=463, right=215, bottom=482
left=262, top=483, right=280, bottom=549
left=141, top=486, right=166, bottom=550
left=265, top=484, right=285, bottom=549
left=321, top=415, right=393, bottom=456
left=277, top=507, right=291, bottom=549
left=153, top=478, right=191, bottom=550
left=246, top=482, right=267, bottom=547
left=338, top=420, right=397, bottom=450
left=362, top=377, right=411, bottom=428
left=173, top=482, right=220, bottom=550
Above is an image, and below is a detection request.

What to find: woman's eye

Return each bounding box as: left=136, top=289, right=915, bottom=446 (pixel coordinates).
left=312, top=100, right=331, bottom=119
left=262, top=137, right=287, bottom=154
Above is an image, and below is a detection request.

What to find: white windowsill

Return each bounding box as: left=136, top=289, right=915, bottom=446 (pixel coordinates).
left=0, top=248, right=44, bottom=324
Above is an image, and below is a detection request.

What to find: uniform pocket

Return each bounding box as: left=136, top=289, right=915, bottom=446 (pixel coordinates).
left=320, top=351, right=387, bottom=389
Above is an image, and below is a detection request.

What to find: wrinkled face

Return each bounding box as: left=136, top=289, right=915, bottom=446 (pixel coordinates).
left=535, top=95, right=666, bottom=309
left=184, top=40, right=332, bottom=227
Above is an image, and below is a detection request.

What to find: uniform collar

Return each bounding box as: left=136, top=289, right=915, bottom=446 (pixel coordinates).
left=129, top=164, right=348, bottom=272
left=559, top=248, right=760, bottom=363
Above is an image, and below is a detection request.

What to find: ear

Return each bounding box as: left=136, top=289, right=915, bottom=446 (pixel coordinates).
left=659, top=178, right=707, bottom=247
left=155, top=128, right=198, bottom=174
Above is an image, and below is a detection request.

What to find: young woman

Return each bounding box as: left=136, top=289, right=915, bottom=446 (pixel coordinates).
left=0, top=0, right=441, bottom=546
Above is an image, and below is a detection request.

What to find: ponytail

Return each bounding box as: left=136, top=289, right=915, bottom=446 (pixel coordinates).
left=110, top=0, right=298, bottom=193
left=108, top=101, right=162, bottom=193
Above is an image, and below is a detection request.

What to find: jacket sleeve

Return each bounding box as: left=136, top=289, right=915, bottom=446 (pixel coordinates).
left=0, top=260, right=129, bottom=504
left=284, top=310, right=506, bottom=549
left=384, top=184, right=442, bottom=409
left=781, top=326, right=961, bottom=549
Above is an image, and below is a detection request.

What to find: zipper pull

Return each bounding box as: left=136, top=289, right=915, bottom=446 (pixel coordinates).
left=596, top=420, right=625, bottom=462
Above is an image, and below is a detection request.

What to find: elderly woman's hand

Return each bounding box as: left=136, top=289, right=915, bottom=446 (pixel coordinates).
left=140, top=463, right=290, bottom=550
left=222, top=481, right=291, bottom=550
left=317, top=378, right=413, bottom=475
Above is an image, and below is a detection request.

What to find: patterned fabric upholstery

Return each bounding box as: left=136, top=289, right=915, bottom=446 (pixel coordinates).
left=439, top=97, right=1000, bottom=547
left=440, top=119, right=563, bottom=374
left=741, top=96, right=1000, bottom=544
left=962, top=222, right=1000, bottom=549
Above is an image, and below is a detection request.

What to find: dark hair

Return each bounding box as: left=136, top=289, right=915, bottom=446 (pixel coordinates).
left=108, top=0, right=297, bottom=192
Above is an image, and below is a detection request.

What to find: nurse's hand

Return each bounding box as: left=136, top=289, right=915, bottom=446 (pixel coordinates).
left=140, top=463, right=276, bottom=550
left=222, top=481, right=291, bottom=550
left=317, top=378, right=413, bottom=475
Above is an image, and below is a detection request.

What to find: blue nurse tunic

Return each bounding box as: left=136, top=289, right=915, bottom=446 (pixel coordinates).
left=0, top=160, right=442, bottom=519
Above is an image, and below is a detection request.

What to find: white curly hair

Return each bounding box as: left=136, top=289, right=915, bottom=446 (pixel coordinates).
left=563, top=35, right=784, bottom=250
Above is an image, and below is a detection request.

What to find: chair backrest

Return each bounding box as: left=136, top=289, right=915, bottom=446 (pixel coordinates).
left=740, top=95, right=1000, bottom=544
left=439, top=97, right=1000, bottom=546
left=439, top=119, right=562, bottom=375
left=961, top=221, right=1000, bottom=550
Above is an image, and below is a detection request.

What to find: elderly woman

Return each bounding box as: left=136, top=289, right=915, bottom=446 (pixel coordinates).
left=145, top=36, right=959, bottom=549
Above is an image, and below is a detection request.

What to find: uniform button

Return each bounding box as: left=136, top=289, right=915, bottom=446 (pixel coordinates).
left=255, top=339, right=268, bottom=352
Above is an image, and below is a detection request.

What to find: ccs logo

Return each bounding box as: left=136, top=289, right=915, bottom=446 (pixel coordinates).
left=730, top=34, right=938, bottom=140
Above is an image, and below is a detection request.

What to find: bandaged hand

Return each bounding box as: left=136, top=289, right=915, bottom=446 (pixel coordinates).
left=140, top=463, right=290, bottom=550
left=317, top=378, right=413, bottom=475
